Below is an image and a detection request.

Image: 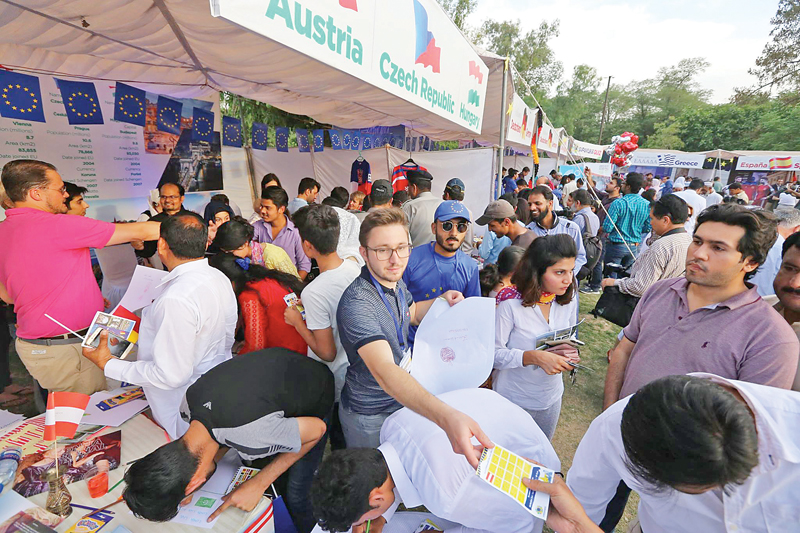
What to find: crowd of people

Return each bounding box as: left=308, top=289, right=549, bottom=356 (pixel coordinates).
left=0, top=157, right=799, bottom=533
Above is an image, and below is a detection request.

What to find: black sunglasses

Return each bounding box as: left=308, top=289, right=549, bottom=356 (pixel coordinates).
left=441, top=220, right=469, bottom=233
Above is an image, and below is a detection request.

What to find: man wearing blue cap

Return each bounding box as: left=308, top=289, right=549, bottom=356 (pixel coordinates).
left=443, top=177, right=475, bottom=254
left=403, top=200, right=481, bottom=347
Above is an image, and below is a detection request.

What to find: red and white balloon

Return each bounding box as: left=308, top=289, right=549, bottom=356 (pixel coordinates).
left=606, top=131, right=639, bottom=168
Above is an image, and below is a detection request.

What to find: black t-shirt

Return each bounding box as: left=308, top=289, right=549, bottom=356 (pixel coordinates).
left=186, top=348, right=334, bottom=460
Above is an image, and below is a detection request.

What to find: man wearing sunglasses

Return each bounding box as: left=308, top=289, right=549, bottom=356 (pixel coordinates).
left=402, top=201, right=480, bottom=347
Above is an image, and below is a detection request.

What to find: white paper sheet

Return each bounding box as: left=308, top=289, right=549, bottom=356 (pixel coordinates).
left=411, top=297, right=496, bottom=395
left=311, top=512, right=458, bottom=533
left=80, top=387, right=149, bottom=427
left=115, top=265, right=169, bottom=312
left=0, top=409, right=24, bottom=430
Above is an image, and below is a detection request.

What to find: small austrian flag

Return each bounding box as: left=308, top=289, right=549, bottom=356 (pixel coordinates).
left=44, top=392, right=90, bottom=441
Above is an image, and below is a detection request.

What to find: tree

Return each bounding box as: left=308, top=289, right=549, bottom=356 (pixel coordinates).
left=546, top=65, right=603, bottom=142
left=476, top=19, right=563, bottom=100
left=437, top=0, right=477, bottom=32
left=748, top=0, right=800, bottom=94
left=644, top=119, right=684, bottom=150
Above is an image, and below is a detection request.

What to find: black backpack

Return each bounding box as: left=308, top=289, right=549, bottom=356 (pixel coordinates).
left=576, top=211, right=603, bottom=280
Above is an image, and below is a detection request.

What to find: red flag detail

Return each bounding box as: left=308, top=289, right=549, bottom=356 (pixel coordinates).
left=469, top=61, right=483, bottom=84
left=112, top=305, right=141, bottom=333
left=44, top=392, right=90, bottom=441
left=416, top=38, right=441, bottom=73
left=339, top=0, right=358, bottom=11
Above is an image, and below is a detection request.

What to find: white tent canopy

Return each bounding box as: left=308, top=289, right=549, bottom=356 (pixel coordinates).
left=0, top=0, right=520, bottom=147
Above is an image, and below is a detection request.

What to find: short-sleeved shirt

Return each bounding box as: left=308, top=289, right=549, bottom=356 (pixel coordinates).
left=402, top=243, right=480, bottom=345
left=186, top=348, right=333, bottom=461
left=0, top=208, right=115, bottom=338
left=338, top=266, right=413, bottom=415
left=510, top=228, right=536, bottom=248
left=303, top=259, right=362, bottom=402
left=619, top=277, right=799, bottom=398
left=402, top=192, right=442, bottom=247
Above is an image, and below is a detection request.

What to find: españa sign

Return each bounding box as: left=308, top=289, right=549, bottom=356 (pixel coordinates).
left=210, top=0, right=488, bottom=133
left=736, top=155, right=799, bottom=171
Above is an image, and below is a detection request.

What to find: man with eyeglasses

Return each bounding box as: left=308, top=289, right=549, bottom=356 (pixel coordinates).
left=336, top=207, right=493, bottom=464
left=132, top=181, right=191, bottom=262
left=402, top=201, right=480, bottom=347
left=0, top=159, right=159, bottom=395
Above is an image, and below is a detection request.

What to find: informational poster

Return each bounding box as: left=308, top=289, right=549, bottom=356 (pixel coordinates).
left=211, top=0, right=488, bottom=133
left=506, top=93, right=535, bottom=147
left=0, top=74, right=219, bottom=202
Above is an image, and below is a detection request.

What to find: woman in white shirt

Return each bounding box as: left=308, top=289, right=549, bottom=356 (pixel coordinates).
left=493, top=234, right=580, bottom=440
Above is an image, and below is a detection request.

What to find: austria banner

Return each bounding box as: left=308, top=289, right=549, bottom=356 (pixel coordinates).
left=45, top=392, right=90, bottom=441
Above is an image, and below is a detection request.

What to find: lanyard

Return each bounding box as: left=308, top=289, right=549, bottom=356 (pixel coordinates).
left=368, top=272, right=407, bottom=351
left=430, top=242, right=459, bottom=293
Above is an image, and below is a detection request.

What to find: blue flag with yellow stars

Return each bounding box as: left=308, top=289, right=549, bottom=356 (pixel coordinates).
left=362, top=134, right=373, bottom=150
left=296, top=129, right=310, bottom=153
left=55, top=78, right=103, bottom=125
left=192, top=107, right=214, bottom=143
left=330, top=129, right=342, bottom=150
left=0, top=71, right=45, bottom=123
left=350, top=130, right=361, bottom=151
left=113, top=82, right=146, bottom=127
left=342, top=130, right=352, bottom=150
left=222, top=116, right=242, bottom=147
left=157, top=96, right=182, bottom=135
left=312, top=129, right=324, bottom=152
left=251, top=122, right=268, bottom=151
left=276, top=127, right=289, bottom=152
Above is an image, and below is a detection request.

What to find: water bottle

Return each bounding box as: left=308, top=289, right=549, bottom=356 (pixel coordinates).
left=0, top=447, right=22, bottom=497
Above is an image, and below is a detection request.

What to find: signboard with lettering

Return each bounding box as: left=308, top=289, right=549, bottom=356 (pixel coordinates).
left=735, top=155, right=799, bottom=171
left=629, top=152, right=706, bottom=169
left=210, top=0, right=488, bottom=133
left=506, top=93, right=535, bottom=148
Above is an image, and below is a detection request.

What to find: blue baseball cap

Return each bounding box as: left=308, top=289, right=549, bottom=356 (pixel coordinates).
left=445, top=178, right=465, bottom=193
left=434, top=200, right=471, bottom=223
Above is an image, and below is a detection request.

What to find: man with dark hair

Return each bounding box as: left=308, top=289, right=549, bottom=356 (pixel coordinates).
left=728, top=182, right=750, bottom=204
left=310, top=389, right=560, bottom=533
left=329, top=186, right=350, bottom=209
left=569, top=374, right=800, bottom=532
left=476, top=199, right=535, bottom=248
left=64, top=181, right=89, bottom=216
left=601, top=172, right=651, bottom=276
left=287, top=205, right=361, bottom=450
left=675, top=177, right=708, bottom=233
left=261, top=173, right=281, bottom=191
left=253, top=186, right=310, bottom=279
left=751, top=209, right=800, bottom=297
left=133, top=181, right=191, bottom=261
left=403, top=201, right=480, bottom=346
left=601, top=194, right=692, bottom=298
left=772, top=231, right=800, bottom=391
left=442, top=177, right=474, bottom=254
left=83, top=212, right=237, bottom=438
left=527, top=185, right=586, bottom=276
left=582, top=176, right=624, bottom=293
left=402, top=169, right=442, bottom=247
left=520, top=166, right=531, bottom=186
left=122, top=350, right=333, bottom=531
left=336, top=208, right=492, bottom=462
left=502, top=168, right=519, bottom=195
left=288, top=177, right=320, bottom=215
left=391, top=190, right=409, bottom=208
left=0, top=159, right=159, bottom=394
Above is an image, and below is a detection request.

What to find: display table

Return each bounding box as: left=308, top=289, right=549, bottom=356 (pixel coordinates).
left=27, top=414, right=253, bottom=532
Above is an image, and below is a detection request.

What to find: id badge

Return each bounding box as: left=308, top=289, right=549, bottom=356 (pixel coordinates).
left=399, top=347, right=413, bottom=373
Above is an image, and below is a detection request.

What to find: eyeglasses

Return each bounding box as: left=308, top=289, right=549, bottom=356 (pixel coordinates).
left=43, top=185, right=67, bottom=194
left=160, top=195, right=181, bottom=200
left=366, top=244, right=412, bottom=261
left=441, top=220, right=469, bottom=233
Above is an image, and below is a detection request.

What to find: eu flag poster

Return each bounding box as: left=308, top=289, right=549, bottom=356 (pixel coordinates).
left=296, top=128, right=310, bottom=153
left=330, top=130, right=342, bottom=150
left=0, top=71, right=45, bottom=122
left=251, top=122, right=268, bottom=151
left=222, top=116, right=242, bottom=147
left=113, top=82, right=146, bottom=127
left=157, top=96, right=183, bottom=135
left=312, top=129, right=324, bottom=152
left=192, top=107, right=214, bottom=143
left=276, top=127, right=289, bottom=152
left=55, top=78, right=104, bottom=125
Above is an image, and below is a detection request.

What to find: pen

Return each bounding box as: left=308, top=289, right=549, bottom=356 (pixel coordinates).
left=567, top=361, right=593, bottom=371
left=69, top=503, right=99, bottom=513
left=365, top=519, right=371, bottom=533
left=107, top=477, right=125, bottom=494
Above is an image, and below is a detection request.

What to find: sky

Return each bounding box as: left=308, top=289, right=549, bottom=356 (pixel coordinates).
left=466, top=0, right=777, bottom=103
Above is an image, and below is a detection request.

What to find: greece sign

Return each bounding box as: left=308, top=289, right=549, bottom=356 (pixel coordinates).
left=210, top=0, right=488, bottom=133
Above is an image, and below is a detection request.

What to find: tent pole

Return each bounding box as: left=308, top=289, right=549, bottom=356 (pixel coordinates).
left=497, top=58, right=510, bottom=200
